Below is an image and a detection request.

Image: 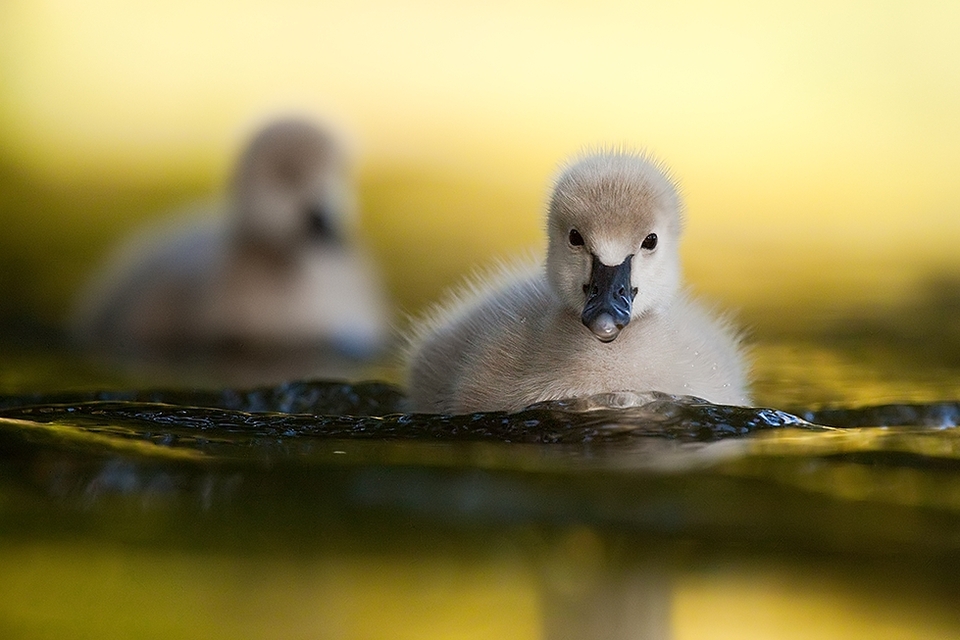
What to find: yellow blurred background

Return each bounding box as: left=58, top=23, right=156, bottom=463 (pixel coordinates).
left=3, top=0, right=960, bottom=327
left=3, top=3, right=960, bottom=637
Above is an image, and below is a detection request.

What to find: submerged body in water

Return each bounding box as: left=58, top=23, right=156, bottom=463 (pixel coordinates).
left=70, top=117, right=389, bottom=364
left=405, top=151, right=750, bottom=414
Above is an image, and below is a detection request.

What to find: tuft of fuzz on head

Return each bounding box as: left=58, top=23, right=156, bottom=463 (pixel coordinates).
left=549, top=149, right=683, bottom=239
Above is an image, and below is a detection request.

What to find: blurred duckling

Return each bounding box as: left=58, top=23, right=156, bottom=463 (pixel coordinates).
left=71, top=118, right=389, bottom=364
left=405, top=150, right=750, bottom=413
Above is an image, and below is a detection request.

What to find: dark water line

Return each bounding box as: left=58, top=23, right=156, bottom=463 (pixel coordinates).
left=802, top=402, right=960, bottom=429
left=1, top=380, right=959, bottom=446
left=0, top=399, right=805, bottom=444
left=0, top=380, right=407, bottom=416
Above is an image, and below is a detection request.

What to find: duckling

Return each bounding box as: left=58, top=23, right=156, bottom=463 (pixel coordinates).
left=71, top=117, right=389, bottom=362
left=405, top=150, right=750, bottom=413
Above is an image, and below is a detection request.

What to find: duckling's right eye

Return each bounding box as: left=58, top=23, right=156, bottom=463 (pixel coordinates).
left=568, top=229, right=585, bottom=247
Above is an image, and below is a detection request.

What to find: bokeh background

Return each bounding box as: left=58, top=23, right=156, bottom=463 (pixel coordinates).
left=3, top=0, right=960, bottom=331
left=3, top=2, right=960, bottom=639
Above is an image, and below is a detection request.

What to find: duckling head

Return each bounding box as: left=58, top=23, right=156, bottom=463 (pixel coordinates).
left=230, top=118, right=355, bottom=256
left=546, top=151, right=684, bottom=342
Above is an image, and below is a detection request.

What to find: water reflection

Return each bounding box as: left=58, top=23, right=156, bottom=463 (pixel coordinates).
left=2, top=378, right=960, bottom=637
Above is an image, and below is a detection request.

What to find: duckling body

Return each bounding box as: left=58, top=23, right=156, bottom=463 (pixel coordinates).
left=405, top=151, right=749, bottom=413
left=72, top=118, right=389, bottom=361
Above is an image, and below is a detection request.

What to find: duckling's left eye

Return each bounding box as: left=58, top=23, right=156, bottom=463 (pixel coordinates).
left=641, top=233, right=658, bottom=250
left=568, top=229, right=585, bottom=247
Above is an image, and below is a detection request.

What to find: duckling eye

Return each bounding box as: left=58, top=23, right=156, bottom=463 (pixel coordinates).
left=641, top=233, right=658, bottom=250
left=568, top=229, right=585, bottom=247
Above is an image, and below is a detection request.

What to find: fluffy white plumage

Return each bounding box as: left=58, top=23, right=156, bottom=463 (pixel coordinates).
left=71, top=117, right=389, bottom=360
left=405, top=150, right=750, bottom=413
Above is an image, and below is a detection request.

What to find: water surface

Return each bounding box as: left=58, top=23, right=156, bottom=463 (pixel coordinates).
left=2, top=310, right=960, bottom=639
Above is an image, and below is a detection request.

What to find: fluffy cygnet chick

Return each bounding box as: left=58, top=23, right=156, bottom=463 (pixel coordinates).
left=405, top=150, right=750, bottom=413
left=72, top=118, right=389, bottom=360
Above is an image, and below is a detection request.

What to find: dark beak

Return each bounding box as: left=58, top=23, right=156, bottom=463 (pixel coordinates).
left=580, top=254, right=635, bottom=342
left=306, top=204, right=341, bottom=245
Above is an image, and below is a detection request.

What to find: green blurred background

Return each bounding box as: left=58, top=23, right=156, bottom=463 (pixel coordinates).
left=3, top=0, right=960, bottom=330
